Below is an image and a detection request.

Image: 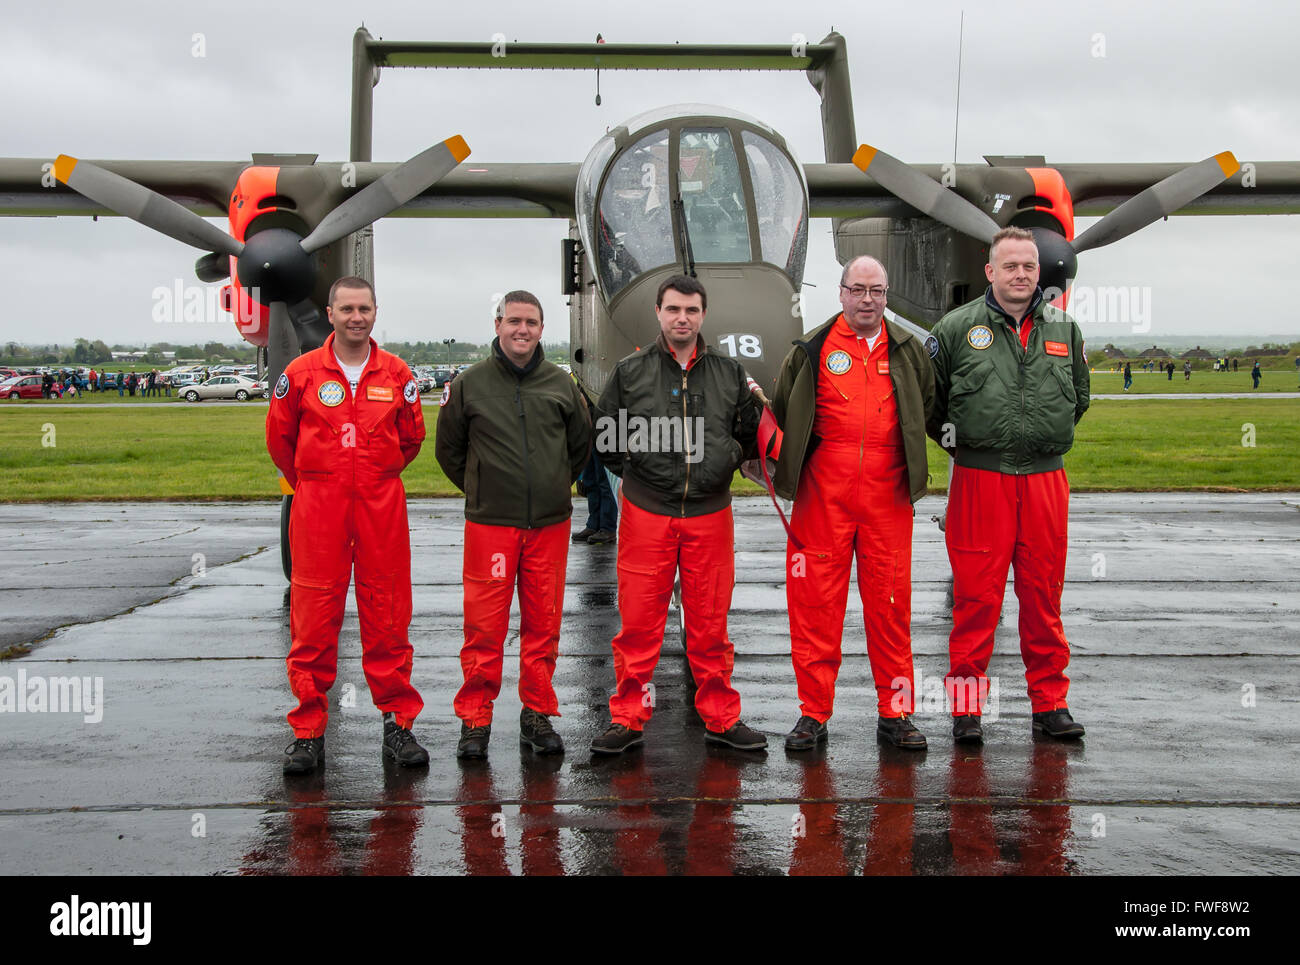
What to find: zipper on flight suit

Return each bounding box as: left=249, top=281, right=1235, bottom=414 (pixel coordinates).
left=515, top=381, right=534, bottom=528
left=680, top=368, right=690, bottom=517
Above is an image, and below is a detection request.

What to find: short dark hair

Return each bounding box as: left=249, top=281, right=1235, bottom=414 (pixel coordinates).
left=328, top=275, right=376, bottom=307
left=497, top=289, right=544, bottom=323
left=988, top=227, right=1037, bottom=263
left=656, top=274, right=707, bottom=311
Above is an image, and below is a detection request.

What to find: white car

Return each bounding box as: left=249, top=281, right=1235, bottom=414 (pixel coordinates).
left=181, top=375, right=265, bottom=402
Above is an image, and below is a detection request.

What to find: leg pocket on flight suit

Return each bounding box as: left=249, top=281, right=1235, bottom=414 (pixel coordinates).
left=528, top=565, right=561, bottom=621
left=948, top=545, right=994, bottom=604
left=863, top=549, right=900, bottom=607
left=787, top=547, right=838, bottom=608
left=357, top=580, right=398, bottom=635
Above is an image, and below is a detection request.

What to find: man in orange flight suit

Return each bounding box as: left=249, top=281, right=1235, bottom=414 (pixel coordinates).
left=772, top=256, right=935, bottom=751
left=266, top=276, right=429, bottom=774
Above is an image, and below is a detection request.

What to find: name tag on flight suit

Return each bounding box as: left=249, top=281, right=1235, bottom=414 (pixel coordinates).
left=1044, top=341, right=1070, bottom=357
left=876, top=360, right=890, bottom=375
left=367, top=385, right=394, bottom=402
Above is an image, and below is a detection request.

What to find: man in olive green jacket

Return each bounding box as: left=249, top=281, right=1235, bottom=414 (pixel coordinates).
left=927, top=227, right=1089, bottom=745
left=436, top=291, right=591, bottom=759
left=771, top=255, right=935, bottom=752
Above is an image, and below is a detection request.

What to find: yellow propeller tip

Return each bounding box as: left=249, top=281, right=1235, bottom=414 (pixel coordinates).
left=446, top=135, right=471, bottom=163
left=1215, top=151, right=1240, bottom=178
left=53, top=154, right=78, bottom=184
left=851, top=144, right=877, bottom=172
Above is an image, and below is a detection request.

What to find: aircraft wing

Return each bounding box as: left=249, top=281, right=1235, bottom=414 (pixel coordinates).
left=1057, top=162, right=1300, bottom=216
left=8, top=155, right=1297, bottom=223
left=806, top=160, right=1300, bottom=219
left=0, top=158, right=580, bottom=220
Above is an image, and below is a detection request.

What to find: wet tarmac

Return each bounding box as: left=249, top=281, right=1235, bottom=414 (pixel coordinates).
left=0, top=494, right=1297, bottom=875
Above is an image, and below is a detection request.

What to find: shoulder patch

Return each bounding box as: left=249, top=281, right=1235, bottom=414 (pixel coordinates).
left=923, top=334, right=940, bottom=359
left=273, top=373, right=289, bottom=399
left=967, top=325, right=994, bottom=350
left=438, top=383, right=451, bottom=407
left=403, top=379, right=419, bottom=404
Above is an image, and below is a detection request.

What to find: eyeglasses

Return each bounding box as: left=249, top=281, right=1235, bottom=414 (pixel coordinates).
left=840, top=284, right=888, bottom=301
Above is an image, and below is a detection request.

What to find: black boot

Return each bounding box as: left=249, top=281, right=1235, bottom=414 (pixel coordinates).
left=382, top=719, right=430, bottom=767
left=520, top=708, right=565, bottom=754
left=283, top=736, right=324, bottom=774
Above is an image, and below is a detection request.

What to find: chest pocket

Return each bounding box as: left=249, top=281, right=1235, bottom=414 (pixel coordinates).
left=949, top=360, right=995, bottom=400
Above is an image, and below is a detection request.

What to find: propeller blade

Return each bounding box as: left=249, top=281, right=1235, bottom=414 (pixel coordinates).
left=288, top=299, right=330, bottom=353
left=299, top=135, right=470, bottom=253
left=266, top=301, right=302, bottom=398
left=53, top=155, right=243, bottom=257
left=852, top=144, right=1000, bottom=244
left=194, top=252, right=230, bottom=283
left=1072, top=152, right=1240, bottom=253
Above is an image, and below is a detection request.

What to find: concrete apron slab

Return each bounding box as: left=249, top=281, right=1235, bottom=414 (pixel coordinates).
left=0, top=494, right=1296, bottom=874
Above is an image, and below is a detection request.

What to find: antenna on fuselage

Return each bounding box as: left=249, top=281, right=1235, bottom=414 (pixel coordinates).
left=952, top=10, right=965, bottom=164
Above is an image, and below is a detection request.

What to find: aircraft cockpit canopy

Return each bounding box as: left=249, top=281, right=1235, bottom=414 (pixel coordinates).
left=576, top=105, right=809, bottom=303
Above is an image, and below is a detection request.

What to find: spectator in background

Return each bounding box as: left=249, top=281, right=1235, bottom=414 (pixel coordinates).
left=127, top=372, right=137, bottom=397
left=1123, top=361, right=1132, bottom=392
left=1232, top=357, right=1239, bottom=372
left=1167, top=361, right=1174, bottom=381
left=573, top=392, right=618, bottom=545
left=1184, top=360, right=1192, bottom=381
left=1252, top=360, right=1262, bottom=389
left=89, top=369, right=98, bottom=392
left=117, top=371, right=126, bottom=397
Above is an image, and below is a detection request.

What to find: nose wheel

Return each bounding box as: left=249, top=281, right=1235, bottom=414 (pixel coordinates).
left=280, top=494, right=293, bottom=580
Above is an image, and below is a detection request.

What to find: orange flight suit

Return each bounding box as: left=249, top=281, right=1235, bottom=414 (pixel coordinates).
left=265, top=333, right=425, bottom=738
left=787, top=315, right=916, bottom=719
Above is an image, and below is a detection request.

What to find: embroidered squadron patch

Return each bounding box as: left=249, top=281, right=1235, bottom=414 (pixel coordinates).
left=825, top=350, right=852, bottom=375
left=403, top=379, right=419, bottom=404
left=966, top=325, right=994, bottom=350
left=317, top=381, right=345, bottom=407
left=924, top=334, right=940, bottom=359
left=273, top=373, right=289, bottom=399
left=439, top=383, right=451, bottom=407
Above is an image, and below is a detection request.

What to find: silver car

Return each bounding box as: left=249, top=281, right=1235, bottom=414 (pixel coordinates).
left=181, top=375, right=265, bottom=402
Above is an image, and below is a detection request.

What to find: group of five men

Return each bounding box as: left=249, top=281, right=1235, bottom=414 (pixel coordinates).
left=266, top=225, right=1088, bottom=773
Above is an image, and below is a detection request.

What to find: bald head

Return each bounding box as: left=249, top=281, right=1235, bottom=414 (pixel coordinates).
left=841, top=255, right=889, bottom=287
left=838, top=255, right=889, bottom=337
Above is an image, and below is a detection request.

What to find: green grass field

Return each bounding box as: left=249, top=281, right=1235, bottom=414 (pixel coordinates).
left=1, top=397, right=1296, bottom=500
left=1088, top=371, right=1300, bottom=394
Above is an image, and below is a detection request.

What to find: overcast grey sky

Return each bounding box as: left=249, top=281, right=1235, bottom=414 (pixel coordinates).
left=3, top=0, right=1299, bottom=348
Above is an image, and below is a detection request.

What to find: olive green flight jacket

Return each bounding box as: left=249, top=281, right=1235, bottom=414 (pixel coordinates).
left=771, top=315, right=935, bottom=504
left=436, top=339, right=592, bottom=528
left=926, top=288, right=1090, bottom=475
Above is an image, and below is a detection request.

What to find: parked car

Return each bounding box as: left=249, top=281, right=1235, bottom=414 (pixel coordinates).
left=433, top=368, right=455, bottom=387
left=1, top=375, right=46, bottom=399
left=410, top=367, right=436, bottom=393
left=168, top=371, right=206, bottom=389
left=181, top=375, right=266, bottom=402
